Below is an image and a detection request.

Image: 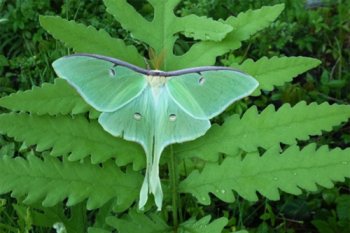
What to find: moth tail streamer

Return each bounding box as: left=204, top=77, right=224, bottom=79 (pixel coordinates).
left=138, top=146, right=163, bottom=211
left=150, top=148, right=163, bottom=210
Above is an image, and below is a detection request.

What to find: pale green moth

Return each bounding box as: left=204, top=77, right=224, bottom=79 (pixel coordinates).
left=52, top=54, right=259, bottom=210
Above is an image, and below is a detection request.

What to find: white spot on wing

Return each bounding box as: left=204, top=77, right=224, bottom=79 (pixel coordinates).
left=109, top=68, right=116, bottom=77
left=198, top=76, right=205, bottom=85
left=169, top=114, right=177, bottom=121
left=134, top=112, right=142, bottom=120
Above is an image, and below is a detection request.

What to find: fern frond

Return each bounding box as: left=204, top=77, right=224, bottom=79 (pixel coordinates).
left=0, top=155, right=143, bottom=209
left=232, top=56, right=321, bottom=95
left=106, top=210, right=171, bottom=233
left=226, top=4, right=285, bottom=43
left=106, top=210, right=227, bottom=233
left=179, top=144, right=350, bottom=205
left=180, top=216, right=228, bottom=233
left=39, top=16, right=144, bottom=67
left=169, top=4, right=285, bottom=69
left=0, top=113, right=145, bottom=169
left=175, top=102, right=350, bottom=161
left=0, top=79, right=97, bottom=116
left=15, top=203, right=86, bottom=233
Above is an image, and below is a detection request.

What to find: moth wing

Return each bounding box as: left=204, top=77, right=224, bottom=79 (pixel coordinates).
left=52, top=55, right=147, bottom=112
left=166, top=69, right=258, bottom=119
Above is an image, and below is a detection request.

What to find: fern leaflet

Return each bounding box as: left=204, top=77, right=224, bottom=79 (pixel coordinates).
left=106, top=210, right=227, bottom=233
left=0, top=113, right=145, bottom=169
left=175, top=102, right=350, bottom=161
left=39, top=16, right=144, bottom=67
left=232, top=56, right=321, bottom=95
left=0, top=155, right=143, bottom=210
left=179, top=144, right=350, bottom=205
left=0, top=79, right=97, bottom=117
left=169, top=4, right=285, bottom=69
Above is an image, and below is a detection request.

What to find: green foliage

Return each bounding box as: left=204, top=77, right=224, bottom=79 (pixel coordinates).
left=39, top=16, right=145, bottom=67
left=312, top=194, right=350, bottom=233
left=169, top=4, right=286, bottom=70
left=15, top=204, right=87, bottom=233
left=224, top=4, right=285, bottom=44
left=0, top=154, right=142, bottom=210
left=106, top=210, right=227, bottom=233
left=107, top=210, right=171, bottom=233
left=104, top=0, right=233, bottom=69
left=180, top=144, right=350, bottom=204
left=0, top=79, right=94, bottom=116
left=0, top=0, right=349, bottom=232
left=0, top=113, right=144, bottom=168
left=0, top=0, right=63, bottom=90
left=232, top=56, right=321, bottom=95
left=176, top=102, right=350, bottom=161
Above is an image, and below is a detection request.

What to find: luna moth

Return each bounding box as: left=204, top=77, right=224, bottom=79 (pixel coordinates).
left=52, top=53, right=258, bottom=210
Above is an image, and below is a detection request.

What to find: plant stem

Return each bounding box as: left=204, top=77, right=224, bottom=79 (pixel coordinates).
left=168, top=145, right=179, bottom=231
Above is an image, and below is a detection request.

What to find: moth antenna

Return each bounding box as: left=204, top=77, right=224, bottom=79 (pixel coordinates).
left=155, top=48, right=166, bottom=70
left=148, top=47, right=166, bottom=70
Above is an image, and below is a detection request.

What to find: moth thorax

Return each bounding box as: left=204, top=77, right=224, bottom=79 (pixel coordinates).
left=146, top=75, right=166, bottom=88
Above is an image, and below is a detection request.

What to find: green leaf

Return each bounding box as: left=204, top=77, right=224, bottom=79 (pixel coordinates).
left=15, top=203, right=86, bottom=233
left=107, top=210, right=228, bottom=233
left=39, top=16, right=144, bottom=67
left=106, top=210, right=171, bottom=233
left=0, top=54, right=8, bottom=67
left=90, top=201, right=114, bottom=230
left=0, top=79, right=96, bottom=116
left=311, top=220, right=336, bottom=233
left=168, top=4, right=285, bottom=69
left=0, top=141, right=15, bottom=158
left=107, top=211, right=227, bottom=233
left=175, top=102, right=350, bottom=161
left=179, top=15, right=232, bottom=41
left=225, top=4, right=285, bottom=41
left=103, top=0, right=233, bottom=70
left=179, top=216, right=228, bottom=233
left=336, top=195, right=350, bottom=221
left=179, top=144, right=350, bottom=205
left=88, top=228, right=110, bottom=233
left=232, top=56, right=321, bottom=95
left=0, top=113, right=145, bottom=169
left=0, top=155, right=143, bottom=209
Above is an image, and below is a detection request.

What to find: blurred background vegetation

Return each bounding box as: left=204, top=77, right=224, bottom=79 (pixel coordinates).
left=0, top=0, right=349, bottom=232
